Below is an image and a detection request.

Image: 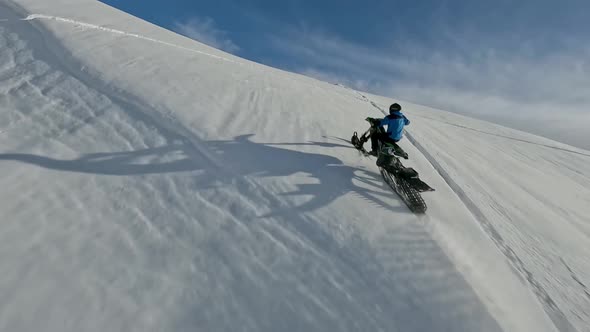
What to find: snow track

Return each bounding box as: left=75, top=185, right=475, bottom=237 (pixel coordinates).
left=20, top=14, right=240, bottom=64
left=361, top=93, right=578, bottom=331
left=367, top=93, right=590, bottom=331
left=403, top=132, right=578, bottom=332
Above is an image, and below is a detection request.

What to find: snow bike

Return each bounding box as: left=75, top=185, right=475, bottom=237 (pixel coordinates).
left=351, top=118, right=434, bottom=214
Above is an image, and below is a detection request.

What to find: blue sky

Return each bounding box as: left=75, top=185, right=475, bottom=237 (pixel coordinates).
left=101, top=0, right=590, bottom=149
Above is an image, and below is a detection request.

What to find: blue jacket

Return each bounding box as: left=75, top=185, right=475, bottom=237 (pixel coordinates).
left=378, top=111, right=410, bottom=141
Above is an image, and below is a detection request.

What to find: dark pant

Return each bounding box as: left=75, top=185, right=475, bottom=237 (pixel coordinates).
left=371, top=132, right=408, bottom=159
left=371, top=132, right=399, bottom=151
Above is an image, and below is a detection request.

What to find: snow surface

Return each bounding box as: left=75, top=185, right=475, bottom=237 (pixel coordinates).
left=0, top=0, right=588, bottom=331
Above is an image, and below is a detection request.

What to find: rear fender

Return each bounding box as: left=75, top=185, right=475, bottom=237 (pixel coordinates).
left=397, top=167, right=419, bottom=179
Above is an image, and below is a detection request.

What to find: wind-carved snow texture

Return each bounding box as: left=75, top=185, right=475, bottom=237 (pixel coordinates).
left=0, top=6, right=504, bottom=332
left=561, top=258, right=590, bottom=301
left=1, top=1, right=589, bottom=331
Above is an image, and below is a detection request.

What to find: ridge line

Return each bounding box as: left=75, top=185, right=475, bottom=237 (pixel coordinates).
left=20, top=14, right=240, bottom=64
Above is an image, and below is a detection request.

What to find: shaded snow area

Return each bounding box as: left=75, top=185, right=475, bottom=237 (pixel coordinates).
left=0, top=0, right=588, bottom=331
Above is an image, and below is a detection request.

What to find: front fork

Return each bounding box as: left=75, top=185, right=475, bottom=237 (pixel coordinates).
left=359, top=126, right=375, bottom=144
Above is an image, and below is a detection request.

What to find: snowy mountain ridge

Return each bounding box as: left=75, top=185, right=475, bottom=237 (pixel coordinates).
left=0, top=0, right=588, bottom=331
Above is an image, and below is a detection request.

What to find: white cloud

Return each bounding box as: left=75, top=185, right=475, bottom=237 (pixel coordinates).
left=173, top=17, right=240, bottom=53
left=268, top=27, right=590, bottom=150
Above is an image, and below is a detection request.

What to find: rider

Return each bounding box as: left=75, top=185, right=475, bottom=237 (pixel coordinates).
left=368, top=103, right=410, bottom=159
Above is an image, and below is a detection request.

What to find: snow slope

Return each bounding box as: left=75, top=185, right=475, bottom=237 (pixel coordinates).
left=0, top=0, right=588, bottom=331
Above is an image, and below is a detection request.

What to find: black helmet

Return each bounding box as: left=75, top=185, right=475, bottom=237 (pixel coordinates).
left=389, top=103, right=402, bottom=114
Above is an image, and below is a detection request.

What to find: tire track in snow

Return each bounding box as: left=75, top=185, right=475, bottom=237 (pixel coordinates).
left=409, top=113, right=590, bottom=158
left=404, top=131, right=577, bottom=332
left=361, top=94, right=578, bottom=332
left=17, top=14, right=241, bottom=64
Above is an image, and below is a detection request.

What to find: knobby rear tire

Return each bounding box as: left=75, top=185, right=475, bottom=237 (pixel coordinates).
left=380, top=168, right=427, bottom=214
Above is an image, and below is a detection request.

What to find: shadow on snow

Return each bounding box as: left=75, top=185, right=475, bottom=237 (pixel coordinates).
left=0, top=133, right=503, bottom=331
left=0, top=134, right=404, bottom=214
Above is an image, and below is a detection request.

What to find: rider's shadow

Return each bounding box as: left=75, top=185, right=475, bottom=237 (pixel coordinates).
left=0, top=145, right=195, bottom=175
left=206, top=134, right=407, bottom=214
left=0, top=134, right=407, bottom=214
